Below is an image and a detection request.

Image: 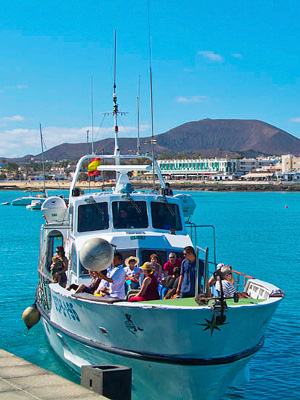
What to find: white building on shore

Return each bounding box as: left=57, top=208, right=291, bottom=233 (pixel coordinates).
left=157, top=157, right=279, bottom=179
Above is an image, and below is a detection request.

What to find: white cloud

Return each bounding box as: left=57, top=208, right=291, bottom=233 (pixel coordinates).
left=290, top=117, right=300, bottom=122
left=1, top=115, right=25, bottom=122
left=177, top=96, right=209, bottom=103
left=183, top=67, right=195, bottom=73
left=197, top=51, right=224, bottom=62
left=231, top=53, right=243, bottom=59
left=0, top=85, right=28, bottom=93
left=0, top=124, right=148, bottom=158
left=16, top=85, right=28, bottom=89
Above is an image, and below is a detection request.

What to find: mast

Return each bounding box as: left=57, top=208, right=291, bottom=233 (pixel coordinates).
left=91, top=76, right=94, bottom=154
left=39, top=123, right=46, bottom=194
left=137, top=75, right=141, bottom=155
left=148, top=0, right=156, bottom=191
left=113, top=30, right=120, bottom=165
left=86, top=129, right=90, bottom=154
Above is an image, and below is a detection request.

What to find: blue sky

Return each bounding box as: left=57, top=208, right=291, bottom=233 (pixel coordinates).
left=2, top=0, right=300, bottom=158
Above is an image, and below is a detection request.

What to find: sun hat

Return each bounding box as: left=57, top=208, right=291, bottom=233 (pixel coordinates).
left=125, top=256, right=140, bottom=267
left=139, top=262, right=155, bottom=272
left=221, top=266, right=232, bottom=276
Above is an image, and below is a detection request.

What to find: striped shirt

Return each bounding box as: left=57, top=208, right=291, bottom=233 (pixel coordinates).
left=215, top=280, right=236, bottom=298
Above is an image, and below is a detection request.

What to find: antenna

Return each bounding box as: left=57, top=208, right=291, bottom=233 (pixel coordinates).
left=91, top=76, right=94, bottom=154
left=137, top=75, right=141, bottom=155
left=86, top=129, right=90, bottom=154
left=39, top=123, right=46, bottom=194
left=113, top=30, right=120, bottom=165
left=148, top=0, right=156, bottom=191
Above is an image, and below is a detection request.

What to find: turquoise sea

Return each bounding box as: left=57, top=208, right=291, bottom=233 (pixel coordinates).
left=0, top=190, right=299, bottom=398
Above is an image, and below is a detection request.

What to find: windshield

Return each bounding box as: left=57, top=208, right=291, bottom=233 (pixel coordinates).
left=112, top=201, right=148, bottom=229
left=151, top=201, right=182, bottom=231
left=78, top=202, right=109, bottom=232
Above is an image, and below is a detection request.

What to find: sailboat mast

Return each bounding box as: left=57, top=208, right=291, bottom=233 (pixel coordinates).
left=91, top=76, right=94, bottom=154
left=39, top=123, right=46, bottom=194
left=113, top=30, right=120, bottom=165
left=148, top=0, right=156, bottom=191
left=137, top=75, right=141, bottom=155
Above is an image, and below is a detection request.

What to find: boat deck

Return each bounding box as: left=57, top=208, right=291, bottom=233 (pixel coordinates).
left=142, top=297, right=265, bottom=307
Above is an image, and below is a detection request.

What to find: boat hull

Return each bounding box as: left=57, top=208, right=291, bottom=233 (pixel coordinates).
left=12, top=196, right=46, bottom=206
left=37, top=284, right=282, bottom=400
left=42, top=317, right=253, bottom=400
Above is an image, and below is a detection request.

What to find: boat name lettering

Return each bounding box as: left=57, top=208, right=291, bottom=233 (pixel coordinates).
left=52, top=295, right=80, bottom=322
left=130, top=236, right=145, bottom=240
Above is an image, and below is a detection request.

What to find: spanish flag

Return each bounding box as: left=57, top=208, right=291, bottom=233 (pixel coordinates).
left=88, top=158, right=101, bottom=177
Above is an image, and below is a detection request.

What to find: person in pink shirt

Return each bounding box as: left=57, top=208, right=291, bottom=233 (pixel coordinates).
left=163, top=252, right=182, bottom=277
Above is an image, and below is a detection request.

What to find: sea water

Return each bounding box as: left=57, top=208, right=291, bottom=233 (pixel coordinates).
left=0, top=190, right=299, bottom=398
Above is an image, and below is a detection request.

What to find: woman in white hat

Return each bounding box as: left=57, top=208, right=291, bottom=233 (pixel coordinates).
left=128, top=262, right=160, bottom=302
left=124, top=256, right=140, bottom=291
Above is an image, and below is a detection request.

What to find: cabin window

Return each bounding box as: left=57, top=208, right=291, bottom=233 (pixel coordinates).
left=112, top=201, right=148, bottom=229
left=77, top=202, right=109, bottom=232
left=45, top=230, right=64, bottom=272
left=151, top=202, right=182, bottom=231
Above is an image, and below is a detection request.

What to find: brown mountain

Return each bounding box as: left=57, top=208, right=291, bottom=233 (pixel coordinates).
left=4, top=119, right=300, bottom=163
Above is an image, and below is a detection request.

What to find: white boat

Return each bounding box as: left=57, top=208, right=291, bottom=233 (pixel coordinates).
left=12, top=190, right=47, bottom=206
left=32, top=37, right=284, bottom=400
left=26, top=199, right=43, bottom=210
left=34, top=163, right=284, bottom=400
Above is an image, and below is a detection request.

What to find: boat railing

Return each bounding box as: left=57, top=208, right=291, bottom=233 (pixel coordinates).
left=189, top=223, right=254, bottom=295
left=186, top=222, right=217, bottom=266
left=232, top=269, right=255, bottom=293
left=195, top=245, right=209, bottom=296
left=36, top=269, right=52, bottom=315
left=70, top=154, right=166, bottom=198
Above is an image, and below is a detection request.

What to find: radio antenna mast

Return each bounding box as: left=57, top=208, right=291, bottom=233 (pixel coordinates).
left=137, top=75, right=141, bottom=155
left=148, top=0, right=156, bottom=191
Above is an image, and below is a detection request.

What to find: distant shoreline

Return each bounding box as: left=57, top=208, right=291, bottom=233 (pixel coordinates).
left=1, top=180, right=300, bottom=192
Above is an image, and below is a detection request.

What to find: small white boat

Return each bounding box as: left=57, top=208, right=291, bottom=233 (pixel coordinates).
left=1, top=202, right=10, bottom=205
left=12, top=193, right=46, bottom=206
left=26, top=199, right=43, bottom=210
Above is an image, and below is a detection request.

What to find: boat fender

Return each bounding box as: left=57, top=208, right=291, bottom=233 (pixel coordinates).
left=22, top=303, right=41, bottom=330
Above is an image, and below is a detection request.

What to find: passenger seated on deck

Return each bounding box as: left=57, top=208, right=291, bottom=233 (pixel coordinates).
left=95, top=252, right=126, bottom=299
left=128, top=262, right=160, bottom=302
left=67, top=270, right=113, bottom=294
left=50, top=246, right=69, bottom=288
left=124, top=256, right=140, bottom=292
left=209, top=264, right=235, bottom=288
left=214, top=266, right=237, bottom=298
left=150, top=253, right=163, bottom=281
left=161, top=266, right=181, bottom=299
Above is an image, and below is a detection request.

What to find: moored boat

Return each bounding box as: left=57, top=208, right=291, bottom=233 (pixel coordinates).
left=26, top=199, right=43, bottom=210
left=33, top=150, right=284, bottom=400
left=32, top=35, right=284, bottom=399
left=12, top=192, right=46, bottom=206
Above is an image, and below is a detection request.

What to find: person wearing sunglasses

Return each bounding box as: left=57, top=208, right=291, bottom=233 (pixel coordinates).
left=176, top=246, right=199, bottom=298
left=215, top=266, right=237, bottom=298
left=163, top=252, right=182, bottom=277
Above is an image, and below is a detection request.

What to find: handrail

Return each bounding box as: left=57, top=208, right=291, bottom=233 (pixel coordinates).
left=69, top=154, right=166, bottom=199
left=186, top=223, right=216, bottom=266
left=232, top=269, right=255, bottom=292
